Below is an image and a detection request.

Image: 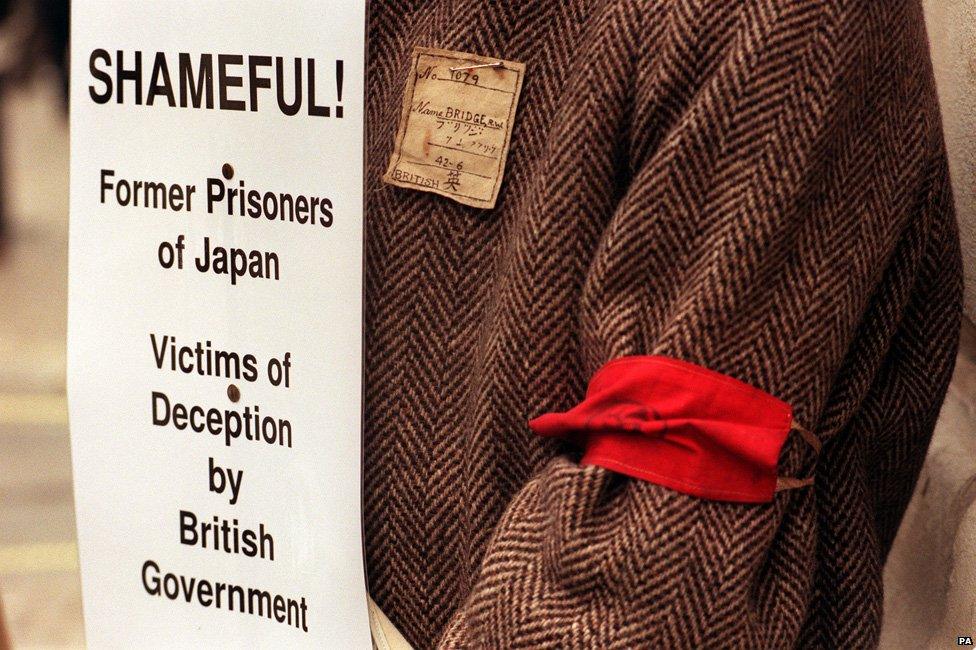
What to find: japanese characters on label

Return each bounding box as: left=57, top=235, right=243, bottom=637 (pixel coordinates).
left=383, top=47, right=525, bottom=209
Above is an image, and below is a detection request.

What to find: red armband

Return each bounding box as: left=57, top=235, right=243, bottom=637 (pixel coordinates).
left=529, top=356, right=817, bottom=503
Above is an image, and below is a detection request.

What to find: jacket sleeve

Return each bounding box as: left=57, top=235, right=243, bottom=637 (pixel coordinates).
left=438, top=2, right=960, bottom=648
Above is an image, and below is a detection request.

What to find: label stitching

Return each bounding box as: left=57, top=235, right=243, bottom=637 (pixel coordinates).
left=383, top=46, right=525, bottom=209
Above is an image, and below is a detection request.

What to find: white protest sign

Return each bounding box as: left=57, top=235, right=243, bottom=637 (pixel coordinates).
left=67, top=2, right=370, bottom=646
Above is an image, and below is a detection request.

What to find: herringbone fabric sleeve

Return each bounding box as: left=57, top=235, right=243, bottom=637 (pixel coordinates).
left=434, top=3, right=961, bottom=648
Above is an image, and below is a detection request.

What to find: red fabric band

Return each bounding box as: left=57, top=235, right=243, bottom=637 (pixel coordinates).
left=529, top=356, right=795, bottom=503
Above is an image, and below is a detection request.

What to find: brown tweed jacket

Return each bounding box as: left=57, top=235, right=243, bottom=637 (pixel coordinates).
left=363, top=1, right=962, bottom=647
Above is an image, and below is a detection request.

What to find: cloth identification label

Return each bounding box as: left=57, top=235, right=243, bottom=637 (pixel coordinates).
left=383, top=46, right=525, bottom=209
